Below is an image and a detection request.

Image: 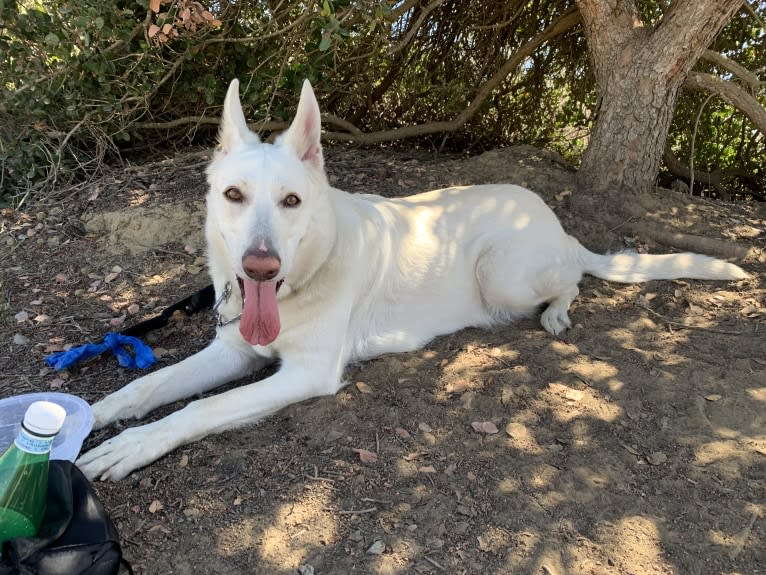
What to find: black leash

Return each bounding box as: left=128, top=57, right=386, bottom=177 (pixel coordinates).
left=119, top=284, right=216, bottom=337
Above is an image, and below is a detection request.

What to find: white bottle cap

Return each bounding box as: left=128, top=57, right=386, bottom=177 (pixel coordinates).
left=23, top=401, right=67, bottom=436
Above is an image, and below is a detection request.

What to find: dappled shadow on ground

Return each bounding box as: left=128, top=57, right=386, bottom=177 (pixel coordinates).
left=1, top=146, right=764, bottom=574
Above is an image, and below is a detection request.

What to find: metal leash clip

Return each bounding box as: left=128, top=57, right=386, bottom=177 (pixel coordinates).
left=214, top=282, right=242, bottom=327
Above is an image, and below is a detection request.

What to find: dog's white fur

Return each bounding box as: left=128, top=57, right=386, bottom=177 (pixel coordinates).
left=78, top=80, right=748, bottom=481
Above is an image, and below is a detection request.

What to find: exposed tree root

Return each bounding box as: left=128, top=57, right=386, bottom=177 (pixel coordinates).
left=571, top=184, right=753, bottom=260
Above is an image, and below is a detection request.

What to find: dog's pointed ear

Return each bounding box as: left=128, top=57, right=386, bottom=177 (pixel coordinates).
left=219, top=79, right=259, bottom=153
left=280, top=80, right=323, bottom=168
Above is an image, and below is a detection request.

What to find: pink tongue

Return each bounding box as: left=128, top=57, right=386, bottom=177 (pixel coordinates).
left=239, top=281, right=281, bottom=345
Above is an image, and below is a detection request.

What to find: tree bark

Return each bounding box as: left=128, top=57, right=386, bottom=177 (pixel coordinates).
left=574, top=0, right=744, bottom=201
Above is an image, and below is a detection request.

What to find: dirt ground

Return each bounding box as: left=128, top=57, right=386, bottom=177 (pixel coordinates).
left=2, top=146, right=765, bottom=575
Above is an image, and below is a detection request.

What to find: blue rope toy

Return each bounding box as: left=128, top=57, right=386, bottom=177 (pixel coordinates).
left=45, top=333, right=156, bottom=371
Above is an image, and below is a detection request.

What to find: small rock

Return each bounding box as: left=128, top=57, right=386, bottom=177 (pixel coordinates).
left=296, top=565, right=314, bottom=575
left=564, top=388, right=585, bottom=401
left=647, top=452, right=667, bottom=466
left=453, top=521, right=470, bottom=535
left=366, top=540, right=386, bottom=555
left=426, top=538, right=444, bottom=550
left=348, top=530, right=363, bottom=542
left=13, top=333, right=30, bottom=346
left=325, top=430, right=343, bottom=442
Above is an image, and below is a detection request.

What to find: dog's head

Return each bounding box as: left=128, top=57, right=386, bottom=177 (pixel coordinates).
left=206, top=79, right=335, bottom=346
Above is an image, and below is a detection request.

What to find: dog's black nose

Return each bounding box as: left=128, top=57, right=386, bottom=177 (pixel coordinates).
left=242, top=252, right=281, bottom=281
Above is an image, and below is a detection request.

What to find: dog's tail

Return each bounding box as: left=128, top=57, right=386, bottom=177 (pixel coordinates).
left=580, top=247, right=749, bottom=284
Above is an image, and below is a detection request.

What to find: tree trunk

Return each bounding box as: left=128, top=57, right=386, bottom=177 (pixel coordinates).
left=574, top=0, right=744, bottom=200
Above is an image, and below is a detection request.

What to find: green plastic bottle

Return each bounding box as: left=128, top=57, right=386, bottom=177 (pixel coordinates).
left=0, top=400, right=66, bottom=547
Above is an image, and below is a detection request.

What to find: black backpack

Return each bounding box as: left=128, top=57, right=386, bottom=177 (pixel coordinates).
left=0, top=460, right=130, bottom=575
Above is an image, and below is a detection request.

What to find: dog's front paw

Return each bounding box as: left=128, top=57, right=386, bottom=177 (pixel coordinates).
left=77, top=422, right=169, bottom=481
left=90, top=372, right=165, bottom=429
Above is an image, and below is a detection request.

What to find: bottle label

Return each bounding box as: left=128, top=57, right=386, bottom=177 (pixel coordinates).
left=14, top=430, right=54, bottom=455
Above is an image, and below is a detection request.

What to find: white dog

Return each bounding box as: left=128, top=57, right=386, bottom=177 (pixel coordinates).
left=78, top=79, right=749, bottom=481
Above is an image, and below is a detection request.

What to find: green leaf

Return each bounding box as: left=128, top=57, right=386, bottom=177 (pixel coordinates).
left=44, top=33, right=60, bottom=46
left=319, top=36, right=332, bottom=52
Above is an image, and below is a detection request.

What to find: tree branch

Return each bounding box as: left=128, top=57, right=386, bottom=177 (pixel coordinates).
left=662, top=147, right=763, bottom=200
left=684, top=71, right=766, bottom=134
left=133, top=112, right=361, bottom=135
left=389, top=0, right=450, bottom=56
left=132, top=7, right=582, bottom=147
left=650, top=0, right=745, bottom=81
left=700, top=49, right=762, bottom=94
left=328, top=6, right=582, bottom=143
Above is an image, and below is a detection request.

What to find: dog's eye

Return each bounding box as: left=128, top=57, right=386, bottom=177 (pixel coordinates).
left=224, top=186, right=243, bottom=202
left=282, top=194, right=301, bottom=208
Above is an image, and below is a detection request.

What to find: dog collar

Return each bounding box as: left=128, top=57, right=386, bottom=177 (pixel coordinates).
left=214, top=281, right=242, bottom=328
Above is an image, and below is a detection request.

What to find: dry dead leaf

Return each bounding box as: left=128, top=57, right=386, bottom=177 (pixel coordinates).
left=740, top=305, right=761, bottom=317
left=403, top=451, right=427, bottom=461
left=179, top=453, right=189, bottom=468
left=148, top=499, right=163, bottom=513
left=54, top=273, right=68, bottom=284
left=353, top=448, right=378, bottom=463
left=49, top=378, right=65, bottom=390
left=418, top=465, right=437, bottom=474
left=149, top=0, right=161, bottom=12
left=621, top=443, right=641, bottom=456
left=148, top=23, right=160, bottom=38
left=394, top=427, right=410, bottom=439
left=638, top=294, right=652, bottom=307
left=418, top=422, right=433, bottom=433
left=14, top=311, right=29, bottom=323
left=109, top=315, right=126, bottom=328
left=127, top=303, right=141, bottom=315
left=471, top=421, right=499, bottom=434
left=355, top=382, right=373, bottom=394
left=104, top=271, right=119, bottom=283
left=704, top=394, right=723, bottom=402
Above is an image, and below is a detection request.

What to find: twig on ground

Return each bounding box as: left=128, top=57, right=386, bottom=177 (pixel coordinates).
left=639, top=304, right=743, bottom=335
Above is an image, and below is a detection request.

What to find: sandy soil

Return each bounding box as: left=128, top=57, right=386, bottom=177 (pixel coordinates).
left=2, top=146, right=765, bottom=575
